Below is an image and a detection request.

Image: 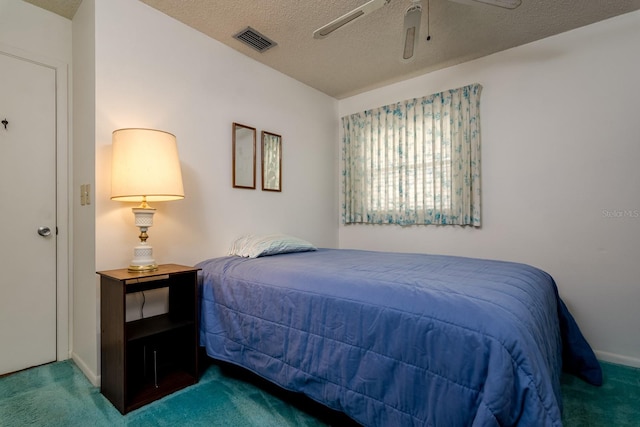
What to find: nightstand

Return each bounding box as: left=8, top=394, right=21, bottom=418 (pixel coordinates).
left=97, top=264, right=200, bottom=414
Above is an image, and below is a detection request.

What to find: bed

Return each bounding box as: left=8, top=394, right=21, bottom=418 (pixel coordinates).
left=196, top=244, right=601, bottom=426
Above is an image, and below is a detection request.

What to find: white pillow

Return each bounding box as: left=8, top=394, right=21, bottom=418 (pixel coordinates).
left=228, top=234, right=317, bottom=258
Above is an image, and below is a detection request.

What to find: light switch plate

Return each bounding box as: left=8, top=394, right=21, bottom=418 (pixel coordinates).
left=80, top=184, right=91, bottom=206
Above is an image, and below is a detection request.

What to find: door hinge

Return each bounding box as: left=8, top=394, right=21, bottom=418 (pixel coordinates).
left=56, top=226, right=59, bottom=235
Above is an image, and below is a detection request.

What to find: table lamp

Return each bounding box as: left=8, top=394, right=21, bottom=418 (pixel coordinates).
left=111, top=128, right=184, bottom=272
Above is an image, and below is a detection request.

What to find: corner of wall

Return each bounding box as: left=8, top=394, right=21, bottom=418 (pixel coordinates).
left=71, top=352, right=100, bottom=386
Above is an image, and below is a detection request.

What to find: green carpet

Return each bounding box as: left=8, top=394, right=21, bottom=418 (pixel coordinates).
left=1, top=359, right=638, bottom=426
left=561, top=362, right=640, bottom=426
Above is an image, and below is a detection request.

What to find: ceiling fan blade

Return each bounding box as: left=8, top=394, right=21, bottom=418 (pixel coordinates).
left=402, top=2, right=422, bottom=61
left=448, top=0, right=522, bottom=9
left=313, top=0, right=391, bottom=39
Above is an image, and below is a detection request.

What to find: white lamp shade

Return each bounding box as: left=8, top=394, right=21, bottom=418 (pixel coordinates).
left=111, top=128, right=185, bottom=203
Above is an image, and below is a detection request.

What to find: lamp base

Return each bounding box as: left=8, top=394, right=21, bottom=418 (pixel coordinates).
left=129, top=241, right=157, bottom=272
left=128, top=207, right=158, bottom=272
left=128, top=263, right=158, bottom=273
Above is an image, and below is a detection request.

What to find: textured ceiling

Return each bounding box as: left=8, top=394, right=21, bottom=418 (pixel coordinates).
left=23, top=0, right=82, bottom=20
left=24, top=0, right=640, bottom=99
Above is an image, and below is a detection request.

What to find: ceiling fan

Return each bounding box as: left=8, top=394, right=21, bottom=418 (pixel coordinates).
left=313, top=0, right=522, bottom=61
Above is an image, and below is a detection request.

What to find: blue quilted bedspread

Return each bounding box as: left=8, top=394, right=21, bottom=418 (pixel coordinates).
left=197, top=249, right=601, bottom=426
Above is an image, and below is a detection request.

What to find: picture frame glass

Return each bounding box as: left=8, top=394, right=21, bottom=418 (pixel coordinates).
left=232, top=123, right=256, bottom=189
left=262, top=131, right=281, bottom=192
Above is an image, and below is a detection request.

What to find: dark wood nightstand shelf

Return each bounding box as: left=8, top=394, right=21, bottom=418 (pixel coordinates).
left=98, top=264, right=200, bottom=414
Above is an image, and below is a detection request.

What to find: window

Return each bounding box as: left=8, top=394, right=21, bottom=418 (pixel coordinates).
left=342, top=84, right=482, bottom=226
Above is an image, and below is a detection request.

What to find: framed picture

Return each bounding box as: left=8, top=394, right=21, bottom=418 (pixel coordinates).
left=232, top=122, right=256, bottom=189
left=261, top=131, right=282, bottom=192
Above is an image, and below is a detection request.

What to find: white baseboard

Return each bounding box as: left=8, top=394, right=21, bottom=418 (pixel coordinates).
left=595, top=350, right=640, bottom=368
left=71, top=352, right=100, bottom=387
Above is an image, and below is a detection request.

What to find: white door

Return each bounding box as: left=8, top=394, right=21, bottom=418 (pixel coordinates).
left=0, top=52, right=57, bottom=375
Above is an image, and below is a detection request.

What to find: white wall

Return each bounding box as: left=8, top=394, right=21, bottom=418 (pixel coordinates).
left=0, top=0, right=70, bottom=58
left=338, top=11, right=640, bottom=366
left=72, top=0, right=98, bottom=384
left=95, top=0, right=338, bottom=271
left=71, top=0, right=339, bottom=381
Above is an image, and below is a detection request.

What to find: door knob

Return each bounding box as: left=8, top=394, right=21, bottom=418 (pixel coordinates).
left=37, top=226, right=51, bottom=237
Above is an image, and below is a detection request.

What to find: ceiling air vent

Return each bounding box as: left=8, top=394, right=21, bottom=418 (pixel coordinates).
left=233, top=27, right=277, bottom=53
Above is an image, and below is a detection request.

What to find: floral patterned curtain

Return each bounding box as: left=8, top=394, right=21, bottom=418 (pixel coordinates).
left=342, top=83, right=482, bottom=226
